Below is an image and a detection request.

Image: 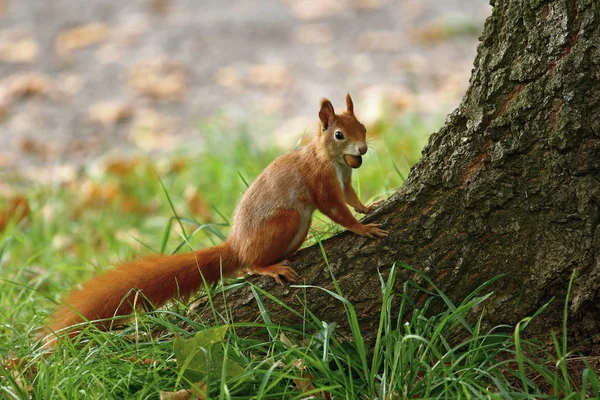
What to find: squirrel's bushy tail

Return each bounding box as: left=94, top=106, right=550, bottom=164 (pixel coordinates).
left=46, top=242, right=238, bottom=337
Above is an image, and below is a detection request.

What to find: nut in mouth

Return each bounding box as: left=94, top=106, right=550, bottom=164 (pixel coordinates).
left=343, top=154, right=363, bottom=168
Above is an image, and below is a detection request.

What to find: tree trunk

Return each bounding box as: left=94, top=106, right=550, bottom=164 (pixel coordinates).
left=196, top=0, right=600, bottom=346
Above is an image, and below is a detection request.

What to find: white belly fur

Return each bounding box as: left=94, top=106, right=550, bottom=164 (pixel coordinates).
left=283, top=206, right=314, bottom=256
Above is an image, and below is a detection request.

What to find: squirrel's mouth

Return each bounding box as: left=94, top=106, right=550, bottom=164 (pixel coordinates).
left=343, top=154, right=363, bottom=168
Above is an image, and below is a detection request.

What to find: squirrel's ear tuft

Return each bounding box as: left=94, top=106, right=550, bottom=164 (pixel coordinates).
left=319, top=98, right=335, bottom=130
left=345, top=93, right=354, bottom=115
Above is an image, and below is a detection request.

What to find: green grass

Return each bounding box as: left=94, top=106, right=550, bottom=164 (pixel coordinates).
left=0, top=112, right=597, bottom=398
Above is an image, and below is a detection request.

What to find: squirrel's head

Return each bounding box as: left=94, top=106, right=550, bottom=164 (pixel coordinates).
left=317, top=93, right=368, bottom=169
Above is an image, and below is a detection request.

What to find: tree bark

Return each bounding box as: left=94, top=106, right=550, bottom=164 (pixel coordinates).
left=195, top=0, right=600, bottom=346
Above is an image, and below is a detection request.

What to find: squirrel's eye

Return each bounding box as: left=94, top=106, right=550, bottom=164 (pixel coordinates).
left=334, top=131, right=344, bottom=140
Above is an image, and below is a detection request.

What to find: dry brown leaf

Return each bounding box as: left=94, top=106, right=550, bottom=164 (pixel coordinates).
left=160, top=389, right=192, bottom=400
left=56, top=22, right=109, bottom=55
left=2, top=354, right=36, bottom=396
left=294, top=24, right=333, bottom=44
left=103, top=158, right=143, bottom=177
left=287, top=0, right=344, bottom=20
left=279, top=332, right=294, bottom=348
left=80, top=180, right=119, bottom=206
left=292, top=359, right=320, bottom=395
left=88, top=102, right=132, bottom=128
left=0, top=72, right=59, bottom=102
left=121, top=356, right=159, bottom=365
left=356, top=31, right=403, bottom=52
left=248, top=62, right=291, bottom=89
left=119, top=196, right=154, bottom=214
left=160, top=381, right=207, bottom=400
left=168, top=158, right=189, bottom=173
left=0, top=32, right=39, bottom=64
left=15, top=136, right=53, bottom=158
left=78, top=178, right=153, bottom=214
left=128, top=61, right=186, bottom=100
left=148, top=0, right=172, bottom=14
left=184, top=185, right=211, bottom=222
left=0, top=196, right=30, bottom=230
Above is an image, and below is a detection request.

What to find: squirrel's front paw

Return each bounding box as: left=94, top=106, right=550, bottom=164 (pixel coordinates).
left=357, top=199, right=385, bottom=215
left=359, top=223, right=389, bottom=239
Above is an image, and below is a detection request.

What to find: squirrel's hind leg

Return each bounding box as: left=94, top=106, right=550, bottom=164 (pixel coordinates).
left=251, top=260, right=300, bottom=285
left=239, top=209, right=307, bottom=284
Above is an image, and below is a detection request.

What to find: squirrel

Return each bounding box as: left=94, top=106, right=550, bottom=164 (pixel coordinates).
left=45, top=94, right=388, bottom=339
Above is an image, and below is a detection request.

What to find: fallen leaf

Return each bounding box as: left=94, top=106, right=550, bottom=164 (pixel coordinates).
left=102, top=158, right=143, bottom=177
left=0, top=196, right=30, bottom=230
left=88, top=101, right=132, bottom=128
left=292, top=359, right=319, bottom=395
left=0, top=72, right=59, bottom=102
left=148, top=0, right=172, bottom=15
left=79, top=179, right=118, bottom=204
left=121, top=356, right=159, bottom=366
left=159, top=382, right=207, bottom=400
left=56, top=22, right=110, bottom=55
left=128, top=61, right=186, bottom=101
left=279, top=332, right=294, bottom=348
left=159, top=389, right=192, bottom=400
left=0, top=30, right=39, bottom=64
left=15, top=136, right=53, bottom=158
left=286, top=0, right=344, bottom=20
left=410, top=25, right=445, bottom=43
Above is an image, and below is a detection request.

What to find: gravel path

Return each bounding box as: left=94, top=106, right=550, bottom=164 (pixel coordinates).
left=0, top=0, right=491, bottom=177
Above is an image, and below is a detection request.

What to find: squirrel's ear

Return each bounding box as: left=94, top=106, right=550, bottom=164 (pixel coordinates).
left=345, top=93, right=354, bottom=115
left=319, top=98, right=335, bottom=130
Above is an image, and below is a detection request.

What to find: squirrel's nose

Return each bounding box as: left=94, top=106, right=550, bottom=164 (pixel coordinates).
left=358, top=144, right=368, bottom=155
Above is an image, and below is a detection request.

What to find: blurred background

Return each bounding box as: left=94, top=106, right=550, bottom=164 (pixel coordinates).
left=0, top=0, right=491, bottom=181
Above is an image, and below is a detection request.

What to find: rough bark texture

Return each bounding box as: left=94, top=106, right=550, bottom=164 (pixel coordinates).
left=195, top=0, right=600, bottom=346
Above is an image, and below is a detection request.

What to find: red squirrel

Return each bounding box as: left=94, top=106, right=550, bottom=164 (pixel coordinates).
left=46, top=94, right=388, bottom=338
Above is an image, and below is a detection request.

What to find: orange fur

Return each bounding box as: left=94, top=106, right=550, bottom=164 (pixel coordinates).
left=45, top=94, right=389, bottom=340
